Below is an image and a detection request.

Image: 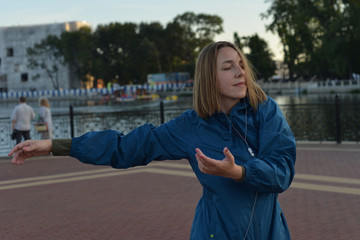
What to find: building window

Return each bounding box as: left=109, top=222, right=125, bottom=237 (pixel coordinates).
left=21, top=73, right=28, bottom=82
left=7, top=48, right=14, bottom=57
left=0, top=74, right=7, bottom=92
left=14, top=64, right=20, bottom=72
left=0, top=58, right=2, bottom=66
left=0, top=74, right=7, bottom=83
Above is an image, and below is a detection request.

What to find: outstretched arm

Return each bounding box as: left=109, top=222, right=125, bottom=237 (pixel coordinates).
left=195, top=147, right=245, bottom=181
left=8, top=139, right=52, bottom=165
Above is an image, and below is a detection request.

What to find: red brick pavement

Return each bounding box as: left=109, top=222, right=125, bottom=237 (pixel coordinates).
left=1, top=143, right=359, bottom=240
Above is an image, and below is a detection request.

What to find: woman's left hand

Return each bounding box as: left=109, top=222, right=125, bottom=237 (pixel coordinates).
left=195, top=147, right=244, bottom=181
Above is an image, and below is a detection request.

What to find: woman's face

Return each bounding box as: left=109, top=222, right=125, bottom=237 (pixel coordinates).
left=216, top=47, right=247, bottom=112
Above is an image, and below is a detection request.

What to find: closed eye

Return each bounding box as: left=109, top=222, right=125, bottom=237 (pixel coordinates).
left=239, top=61, right=245, bottom=69
left=222, top=64, right=232, bottom=70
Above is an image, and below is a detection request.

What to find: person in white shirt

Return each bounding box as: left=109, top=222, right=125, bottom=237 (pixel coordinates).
left=37, top=97, right=53, bottom=139
left=10, top=96, right=36, bottom=144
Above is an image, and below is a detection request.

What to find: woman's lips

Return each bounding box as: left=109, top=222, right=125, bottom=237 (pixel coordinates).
left=234, top=82, right=246, bottom=86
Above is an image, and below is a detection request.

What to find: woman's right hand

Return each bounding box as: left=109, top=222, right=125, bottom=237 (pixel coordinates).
left=8, top=139, right=52, bottom=165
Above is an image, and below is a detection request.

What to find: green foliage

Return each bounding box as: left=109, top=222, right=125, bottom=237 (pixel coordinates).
left=27, top=35, right=64, bottom=89
left=58, top=26, right=94, bottom=87
left=262, top=0, right=360, bottom=81
left=234, top=33, right=276, bottom=81
left=26, top=12, right=223, bottom=87
left=172, top=11, right=223, bottom=71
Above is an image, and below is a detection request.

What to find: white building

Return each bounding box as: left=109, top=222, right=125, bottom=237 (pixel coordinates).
left=0, top=21, right=90, bottom=92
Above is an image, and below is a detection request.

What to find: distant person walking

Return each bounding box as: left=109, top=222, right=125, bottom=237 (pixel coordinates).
left=37, top=97, right=53, bottom=139
left=10, top=96, right=36, bottom=144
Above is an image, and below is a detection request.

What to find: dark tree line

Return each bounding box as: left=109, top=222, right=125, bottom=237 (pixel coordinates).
left=28, top=2, right=360, bottom=90
left=27, top=12, right=223, bottom=88
left=27, top=11, right=277, bottom=89
left=234, top=33, right=277, bottom=81
left=262, top=0, right=360, bottom=81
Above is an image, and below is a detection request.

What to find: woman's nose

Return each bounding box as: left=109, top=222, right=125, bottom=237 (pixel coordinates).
left=235, top=66, right=245, bottom=77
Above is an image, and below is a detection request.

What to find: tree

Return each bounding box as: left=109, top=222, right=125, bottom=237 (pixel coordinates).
left=27, top=35, right=64, bottom=89
left=93, top=22, right=141, bottom=85
left=262, top=0, right=302, bottom=81
left=172, top=12, right=223, bottom=64
left=27, top=12, right=225, bottom=87
left=263, top=0, right=360, bottom=80
left=58, top=26, right=95, bottom=88
left=234, top=33, right=276, bottom=81
left=138, top=22, right=165, bottom=73
left=163, top=21, right=192, bottom=73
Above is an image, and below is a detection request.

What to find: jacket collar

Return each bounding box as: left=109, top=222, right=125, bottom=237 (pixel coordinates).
left=212, top=97, right=249, bottom=118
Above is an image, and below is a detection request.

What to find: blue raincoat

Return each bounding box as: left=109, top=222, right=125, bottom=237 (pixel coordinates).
left=70, top=96, right=296, bottom=240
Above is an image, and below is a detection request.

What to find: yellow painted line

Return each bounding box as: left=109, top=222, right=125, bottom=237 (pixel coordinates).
left=147, top=168, right=360, bottom=196
left=0, top=168, right=118, bottom=186
left=0, top=164, right=192, bottom=191
left=0, top=163, right=186, bottom=190
left=152, top=162, right=360, bottom=185
left=148, top=168, right=360, bottom=196
left=295, top=173, right=360, bottom=185
left=0, top=168, right=145, bottom=191
left=2, top=163, right=360, bottom=196
left=291, top=182, right=360, bottom=195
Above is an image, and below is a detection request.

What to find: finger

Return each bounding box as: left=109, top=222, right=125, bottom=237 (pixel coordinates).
left=195, top=148, right=206, bottom=163
left=14, top=158, right=24, bottom=166
left=195, top=149, right=209, bottom=172
left=8, top=144, right=24, bottom=157
left=195, top=148, right=203, bottom=156
left=8, top=140, right=31, bottom=157
left=196, top=157, right=206, bottom=170
left=223, top=147, right=234, bottom=162
left=11, top=151, right=22, bottom=165
left=21, top=141, right=37, bottom=153
left=11, top=156, right=17, bottom=165
left=195, top=151, right=206, bottom=166
left=196, top=157, right=209, bottom=173
left=196, top=151, right=211, bottom=168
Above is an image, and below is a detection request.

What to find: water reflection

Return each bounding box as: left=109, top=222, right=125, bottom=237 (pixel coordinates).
left=271, top=93, right=360, bottom=105
left=1, top=93, right=359, bottom=118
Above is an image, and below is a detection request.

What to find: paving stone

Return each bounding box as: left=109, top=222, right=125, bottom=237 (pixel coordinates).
left=1, top=143, right=359, bottom=239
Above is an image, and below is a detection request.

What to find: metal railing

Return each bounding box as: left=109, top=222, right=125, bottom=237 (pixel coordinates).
left=1, top=99, right=359, bottom=156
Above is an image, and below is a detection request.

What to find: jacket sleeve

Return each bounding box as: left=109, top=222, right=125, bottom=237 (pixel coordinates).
left=52, top=139, right=72, bottom=156
left=241, top=98, right=296, bottom=193
left=69, top=114, right=191, bottom=169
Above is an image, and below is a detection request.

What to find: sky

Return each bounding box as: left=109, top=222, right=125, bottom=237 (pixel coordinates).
left=0, top=0, right=283, bottom=60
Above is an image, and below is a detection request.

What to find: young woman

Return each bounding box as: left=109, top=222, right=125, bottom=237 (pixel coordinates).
left=9, top=41, right=296, bottom=239
left=37, top=97, right=53, bottom=139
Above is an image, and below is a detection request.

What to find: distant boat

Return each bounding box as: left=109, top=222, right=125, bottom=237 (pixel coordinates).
left=136, top=94, right=160, bottom=101
left=164, top=95, right=178, bottom=103
left=115, top=94, right=160, bottom=102
left=115, top=96, right=136, bottom=102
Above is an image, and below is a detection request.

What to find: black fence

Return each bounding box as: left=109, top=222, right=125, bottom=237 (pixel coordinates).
left=281, top=95, right=359, bottom=142
left=1, top=97, right=359, bottom=156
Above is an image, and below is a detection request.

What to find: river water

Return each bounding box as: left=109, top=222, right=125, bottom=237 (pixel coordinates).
left=1, top=92, right=359, bottom=118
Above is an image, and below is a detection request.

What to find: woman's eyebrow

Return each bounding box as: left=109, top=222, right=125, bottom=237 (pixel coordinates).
left=222, top=60, right=234, bottom=64
left=222, top=59, right=242, bottom=65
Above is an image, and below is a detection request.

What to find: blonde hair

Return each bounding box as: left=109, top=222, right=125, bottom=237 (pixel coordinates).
left=39, top=97, right=50, bottom=108
left=193, top=41, right=267, bottom=118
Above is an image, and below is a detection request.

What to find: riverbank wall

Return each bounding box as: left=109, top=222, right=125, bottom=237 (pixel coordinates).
left=1, top=79, right=360, bottom=102
left=259, top=79, right=360, bottom=95
left=0, top=82, right=190, bottom=101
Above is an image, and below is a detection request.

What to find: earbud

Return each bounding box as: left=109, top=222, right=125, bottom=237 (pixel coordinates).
left=247, top=147, right=255, bottom=157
